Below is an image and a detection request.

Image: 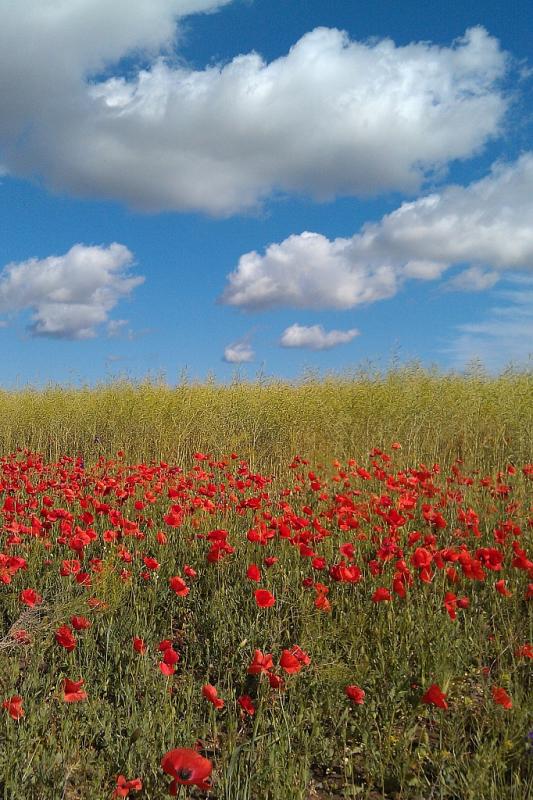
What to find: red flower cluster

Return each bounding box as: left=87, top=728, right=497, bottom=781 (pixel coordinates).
left=0, top=446, right=530, bottom=794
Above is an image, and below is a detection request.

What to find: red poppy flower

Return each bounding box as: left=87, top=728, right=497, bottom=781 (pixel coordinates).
left=495, top=579, right=512, bottom=597
left=290, top=645, right=311, bottom=666
left=443, top=592, right=457, bottom=620
left=393, top=576, right=406, bottom=598
left=345, top=685, right=365, bottom=705
left=71, top=615, right=91, bottom=631
left=161, top=748, right=213, bottom=793
left=3, top=695, right=24, bottom=720
left=75, top=571, right=92, bottom=587
left=254, top=589, right=275, bottom=608
left=87, top=597, right=108, bottom=610
left=515, top=643, right=533, bottom=659
left=491, top=686, right=512, bottom=709
left=12, top=629, right=30, bottom=644
left=183, top=564, right=197, bottom=578
left=113, top=775, right=143, bottom=797
left=159, top=647, right=180, bottom=675
left=133, top=637, right=146, bottom=655
left=55, top=625, right=77, bottom=652
left=169, top=576, right=189, bottom=597
left=446, top=567, right=458, bottom=584
left=314, top=593, right=331, bottom=612
left=248, top=649, right=274, bottom=675
left=280, top=650, right=302, bottom=675
left=421, top=684, right=448, bottom=709
left=372, top=587, right=392, bottom=603
left=330, top=562, right=362, bottom=583
left=238, top=694, right=256, bottom=715
left=411, top=547, right=433, bottom=570
left=339, top=542, right=355, bottom=560
left=164, top=648, right=179, bottom=665
left=267, top=671, right=284, bottom=689
left=246, top=564, right=261, bottom=582
left=60, top=559, right=82, bottom=576
left=202, top=684, right=224, bottom=709
left=62, top=678, right=87, bottom=703
left=20, top=588, right=42, bottom=607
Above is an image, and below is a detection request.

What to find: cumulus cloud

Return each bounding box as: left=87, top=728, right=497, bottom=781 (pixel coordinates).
left=223, top=338, right=254, bottom=363
left=0, top=7, right=509, bottom=214
left=280, top=324, right=359, bottom=350
left=0, top=243, right=143, bottom=339
left=222, top=153, right=533, bottom=310
left=221, top=230, right=400, bottom=310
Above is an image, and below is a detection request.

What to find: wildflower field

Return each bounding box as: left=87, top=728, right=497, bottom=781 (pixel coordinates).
left=0, top=370, right=532, bottom=800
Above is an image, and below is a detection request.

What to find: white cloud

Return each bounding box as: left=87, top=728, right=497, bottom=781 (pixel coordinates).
left=0, top=243, right=143, bottom=339
left=223, top=339, right=254, bottom=363
left=221, top=231, right=400, bottom=310
left=280, top=323, right=359, bottom=350
left=106, top=318, right=153, bottom=340
left=222, top=153, right=533, bottom=310
left=107, top=318, right=129, bottom=337
left=444, top=266, right=500, bottom=291
left=0, top=9, right=509, bottom=214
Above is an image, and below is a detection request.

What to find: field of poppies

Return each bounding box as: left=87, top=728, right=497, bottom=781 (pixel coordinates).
left=0, top=371, right=531, bottom=799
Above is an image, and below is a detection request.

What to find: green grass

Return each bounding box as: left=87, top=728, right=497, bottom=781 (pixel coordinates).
left=0, top=369, right=531, bottom=799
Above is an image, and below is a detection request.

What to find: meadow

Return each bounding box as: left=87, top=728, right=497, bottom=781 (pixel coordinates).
left=0, top=368, right=531, bottom=800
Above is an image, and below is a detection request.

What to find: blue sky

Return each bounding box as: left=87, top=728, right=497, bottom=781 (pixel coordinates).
left=0, top=0, right=532, bottom=385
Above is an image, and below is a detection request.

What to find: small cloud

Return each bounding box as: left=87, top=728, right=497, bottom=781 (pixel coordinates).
left=280, top=323, right=359, bottom=351
left=445, top=266, right=500, bottom=292
left=0, top=243, right=143, bottom=340
left=223, top=338, right=254, bottom=363
left=106, top=319, right=129, bottom=338
left=105, top=354, right=127, bottom=364
left=106, top=318, right=152, bottom=341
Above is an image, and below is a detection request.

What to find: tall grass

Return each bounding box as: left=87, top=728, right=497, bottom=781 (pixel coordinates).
left=0, top=366, right=531, bottom=471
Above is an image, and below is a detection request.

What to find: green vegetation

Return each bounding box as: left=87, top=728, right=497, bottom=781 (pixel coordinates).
left=0, top=369, right=531, bottom=799
left=0, top=367, right=531, bottom=471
